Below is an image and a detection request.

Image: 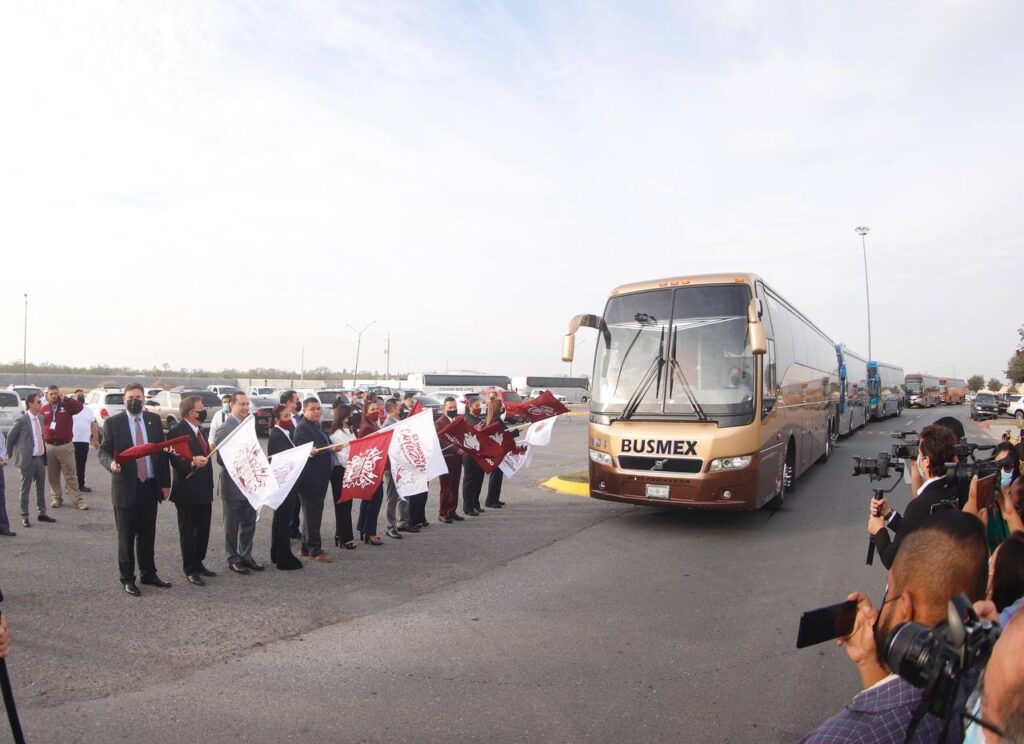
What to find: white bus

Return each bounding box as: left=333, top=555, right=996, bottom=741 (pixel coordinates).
left=510, top=376, right=590, bottom=403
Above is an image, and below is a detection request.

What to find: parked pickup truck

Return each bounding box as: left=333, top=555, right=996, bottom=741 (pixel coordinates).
left=146, top=390, right=224, bottom=434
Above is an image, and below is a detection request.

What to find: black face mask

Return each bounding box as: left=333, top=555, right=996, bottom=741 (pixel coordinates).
left=76, top=394, right=86, bottom=403
left=196, top=409, right=208, bottom=423
left=126, top=399, right=143, bottom=415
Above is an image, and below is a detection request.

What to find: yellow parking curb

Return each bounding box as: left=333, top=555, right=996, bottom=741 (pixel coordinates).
left=542, top=477, right=590, bottom=496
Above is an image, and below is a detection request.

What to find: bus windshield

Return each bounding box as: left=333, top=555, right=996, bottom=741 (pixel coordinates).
left=592, top=285, right=755, bottom=424
left=905, top=379, right=923, bottom=394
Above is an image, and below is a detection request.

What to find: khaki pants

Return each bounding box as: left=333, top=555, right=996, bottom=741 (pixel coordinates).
left=46, top=442, right=85, bottom=507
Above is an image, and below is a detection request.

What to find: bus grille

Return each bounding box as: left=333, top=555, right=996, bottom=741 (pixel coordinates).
left=617, top=456, right=703, bottom=474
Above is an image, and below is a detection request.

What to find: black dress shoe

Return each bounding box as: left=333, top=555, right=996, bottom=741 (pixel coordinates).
left=396, top=525, right=420, bottom=533
left=199, top=565, right=218, bottom=577
left=450, top=514, right=465, bottom=522
left=243, top=560, right=265, bottom=571
left=229, top=562, right=250, bottom=574
left=466, top=510, right=480, bottom=517
left=386, top=527, right=402, bottom=539
left=141, top=575, right=172, bottom=588
left=37, top=514, right=56, bottom=523
left=439, top=516, right=454, bottom=524
left=123, top=582, right=141, bottom=597
left=485, top=502, right=503, bottom=509
left=496, top=500, right=506, bottom=506
left=0, top=530, right=15, bottom=537
left=186, top=574, right=205, bottom=587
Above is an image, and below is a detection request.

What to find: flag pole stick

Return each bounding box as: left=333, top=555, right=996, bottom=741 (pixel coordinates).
left=0, top=611, right=26, bottom=744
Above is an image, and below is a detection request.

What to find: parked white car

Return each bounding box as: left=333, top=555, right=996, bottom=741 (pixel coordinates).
left=0, top=389, right=25, bottom=436
left=84, top=388, right=127, bottom=431
left=207, top=384, right=238, bottom=397
left=1008, top=394, right=1024, bottom=422
left=247, top=386, right=277, bottom=398
left=6, top=384, right=43, bottom=402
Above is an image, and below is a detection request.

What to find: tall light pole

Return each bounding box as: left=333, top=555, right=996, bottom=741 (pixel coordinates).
left=23, top=293, right=28, bottom=383
left=855, top=226, right=872, bottom=361
left=347, top=320, right=376, bottom=387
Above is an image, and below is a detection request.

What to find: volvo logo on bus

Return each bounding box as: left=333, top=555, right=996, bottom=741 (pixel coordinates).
left=620, top=439, right=698, bottom=456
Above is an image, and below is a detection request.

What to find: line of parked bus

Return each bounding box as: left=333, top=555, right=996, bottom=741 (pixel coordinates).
left=560, top=272, right=969, bottom=513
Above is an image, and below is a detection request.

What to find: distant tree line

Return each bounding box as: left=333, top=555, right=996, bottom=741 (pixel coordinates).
left=0, top=360, right=407, bottom=380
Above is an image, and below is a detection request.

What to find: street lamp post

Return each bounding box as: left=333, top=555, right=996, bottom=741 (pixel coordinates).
left=347, top=321, right=376, bottom=388
left=855, top=226, right=872, bottom=361
left=23, top=293, right=28, bottom=383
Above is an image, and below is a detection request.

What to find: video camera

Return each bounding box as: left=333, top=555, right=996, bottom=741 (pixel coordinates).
left=884, top=593, right=1001, bottom=739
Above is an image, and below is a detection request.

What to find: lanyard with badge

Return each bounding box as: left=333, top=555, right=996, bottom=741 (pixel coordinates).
left=49, top=399, right=59, bottom=431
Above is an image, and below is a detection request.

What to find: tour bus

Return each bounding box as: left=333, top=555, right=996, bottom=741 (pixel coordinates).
left=835, top=345, right=869, bottom=437
left=905, top=373, right=941, bottom=407
left=562, top=273, right=839, bottom=511
left=510, top=376, right=590, bottom=403
left=938, top=377, right=966, bottom=405
left=404, top=373, right=511, bottom=395
left=866, top=361, right=905, bottom=419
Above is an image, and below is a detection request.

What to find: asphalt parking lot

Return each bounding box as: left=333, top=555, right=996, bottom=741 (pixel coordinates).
left=0, top=408, right=999, bottom=742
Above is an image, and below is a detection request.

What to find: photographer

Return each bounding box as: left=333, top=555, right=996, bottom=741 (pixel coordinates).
left=870, top=425, right=959, bottom=570
left=963, top=443, right=1024, bottom=552
left=909, top=417, right=966, bottom=505
left=961, top=611, right=1024, bottom=743
left=802, top=512, right=988, bottom=743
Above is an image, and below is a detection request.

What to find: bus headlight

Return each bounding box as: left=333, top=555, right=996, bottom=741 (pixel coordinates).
left=709, top=455, right=752, bottom=472
left=589, top=449, right=612, bottom=466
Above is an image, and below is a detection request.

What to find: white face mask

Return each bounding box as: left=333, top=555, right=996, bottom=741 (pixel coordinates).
left=918, top=456, right=928, bottom=480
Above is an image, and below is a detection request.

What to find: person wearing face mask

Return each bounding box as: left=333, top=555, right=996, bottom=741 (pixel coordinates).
left=483, top=398, right=510, bottom=509
left=461, top=398, right=487, bottom=517
left=724, top=365, right=753, bottom=400
left=435, top=397, right=463, bottom=524
left=98, top=383, right=173, bottom=597
left=268, top=405, right=303, bottom=571
left=70, top=389, right=99, bottom=494
left=167, top=395, right=216, bottom=586
left=207, top=394, right=232, bottom=447
left=801, top=511, right=989, bottom=743
left=963, top=443, right=1024, bottom=553
left=328, top=402, right=357, bottom=549
left=869, top=424, right=959, bottom=570
left=215, top=392, right=263, bottom=575
left=293, top=398, right=335, bottom=562
left=355, top=401, right=385, bottom=545
left=279, top=390, right=303, bottom=540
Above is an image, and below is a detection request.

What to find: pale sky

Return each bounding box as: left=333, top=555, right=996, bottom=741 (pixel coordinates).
left=1, top=1, right=1021, bottom=381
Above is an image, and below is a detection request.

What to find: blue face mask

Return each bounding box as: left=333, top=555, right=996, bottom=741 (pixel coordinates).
left=222, top=404, right=230, bottom=413
left=1000, top=470, right=1013, bottom=489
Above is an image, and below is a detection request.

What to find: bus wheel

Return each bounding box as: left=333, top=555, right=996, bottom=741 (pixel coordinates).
left=767, top=445, right=794, bottom=511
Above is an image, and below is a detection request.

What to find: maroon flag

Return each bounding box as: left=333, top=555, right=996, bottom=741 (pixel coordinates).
left=437, top=418, right=507, bottom=460
left=339, top=429, right=394, bottom=502
left=115, top=435, right=193, bottom=465
left=503, top=390, right=569, bottom=423
left=408, top=398, right=423, bottom=417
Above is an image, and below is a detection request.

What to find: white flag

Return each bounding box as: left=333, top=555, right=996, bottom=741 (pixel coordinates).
left=218, top=415, right=278, bottom=512
left=264, top=442, right=314, bottom=511
left=387, top=410, right=449, bottom=498
left=499, top=444, right=534, bottom=479
left=523, top=415, right=557, bottom=447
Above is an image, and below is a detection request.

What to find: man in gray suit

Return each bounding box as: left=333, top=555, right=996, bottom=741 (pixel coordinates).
left=4, top=393, right=56, bottom=529
left=215, top=391, right=263, bottom=574
left=381, top=399, right=415, bottom=538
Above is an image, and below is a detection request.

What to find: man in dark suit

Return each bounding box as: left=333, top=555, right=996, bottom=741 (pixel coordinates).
left=5, top=393, right=56, bottom=529
left=168, top=395, right=215, bottom=586
left=869, top=424, right=960, bottom=570
left=97, top=383, right=172, bottom=597
left=293, top=398, right=334, bottom=562
left=215, top=391, right=262, bottom=574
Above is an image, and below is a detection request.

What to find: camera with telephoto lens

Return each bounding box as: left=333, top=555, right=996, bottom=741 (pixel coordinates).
left=943, top=458, right=1003, bottom=490
left=884, top=593, right=1001, bottom=725
left=852, top=451, right=904, bottom=480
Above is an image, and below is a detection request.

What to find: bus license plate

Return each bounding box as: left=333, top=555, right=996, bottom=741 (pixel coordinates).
left=645, top=484, right=670, bottom=499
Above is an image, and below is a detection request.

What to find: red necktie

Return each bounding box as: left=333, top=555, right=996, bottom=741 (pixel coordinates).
left=135, top=417, right=149, bottom=482
left=196, top=428, right=208, bottom=455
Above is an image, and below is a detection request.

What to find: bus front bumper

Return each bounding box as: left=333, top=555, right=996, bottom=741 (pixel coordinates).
left=588, top=459, right=762, bottom=511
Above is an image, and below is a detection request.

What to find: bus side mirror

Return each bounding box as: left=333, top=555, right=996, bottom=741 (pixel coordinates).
left=762, top=396, right=778, bottom=414
left=561, top=334, right=575, bottom=363
left=749, top=320, right=767, bottom=356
